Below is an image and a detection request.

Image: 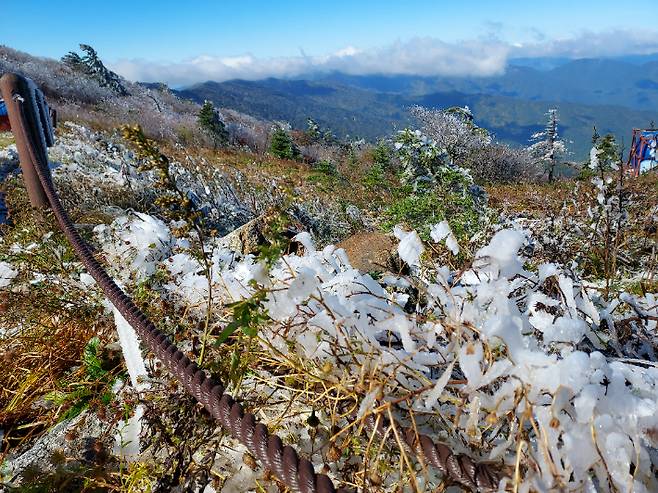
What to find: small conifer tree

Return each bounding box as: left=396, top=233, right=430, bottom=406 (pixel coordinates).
left=529, top=109, right=567, bottom=182
left=63, top=44, right=129, bottom=96
left=306, top=118, right=321, bottom=141
left=197, top=100, right=228, bottom=149
left=590, top=132, right=619, bottom=173
left=269, top=127, right=298, bottom=160
left=372, top=140, right=391, bottom=168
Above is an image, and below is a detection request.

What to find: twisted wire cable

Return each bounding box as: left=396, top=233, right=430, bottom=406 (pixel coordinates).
left=363, top=413, right=501, bottom=491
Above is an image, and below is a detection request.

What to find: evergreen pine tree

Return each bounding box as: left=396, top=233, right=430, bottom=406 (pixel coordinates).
left=269, top=127, right=297, bottom=160
left=372, top=140, right=391, bottom=168
left=197, top=101, right=229, bottom=149
left=589, top=131, right=619, bottom=174
left=529, top=109, right=567, bottom=183
left=80, top=44, right=128, bottom=95
left=598, top=134, right=619, bottom=169
left=305, top=118, right=321, bottom=141
left=62, top=51, right=87, bottom=72
left=62, top=44, right=129, bottom=96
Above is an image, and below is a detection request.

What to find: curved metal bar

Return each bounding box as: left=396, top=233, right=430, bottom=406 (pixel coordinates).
left=0, top=73, right=50, bottom=209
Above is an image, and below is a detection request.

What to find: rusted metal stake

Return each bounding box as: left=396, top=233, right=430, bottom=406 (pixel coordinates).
left=0, top=73, right=51, bottom=209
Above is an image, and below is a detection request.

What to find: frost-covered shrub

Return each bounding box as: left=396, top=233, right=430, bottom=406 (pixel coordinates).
left=410, top=105, right=491, bottom=165
left=508, top=156, right=645, bottom=294
left=464, top=143, right=540, bottom=183
left=1, top=45, right=115, bottom=104
left=95, top=209, right=658, bottom=492
left=298, top=142, right=337, bottom=164
left=223, top=109, right=270, bottom=153
left=394, top=128, right=450, bottom=187
left=409, top=105, right=541, bottom=184
left=581, top=139, right=629, bottom=295
left=390, top=129, right=485, bottom=243
left=0, top=46, right=205, bottom=143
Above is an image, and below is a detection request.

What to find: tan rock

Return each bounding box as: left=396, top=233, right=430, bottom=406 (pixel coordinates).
left=337, top=231, right=397, bottom=273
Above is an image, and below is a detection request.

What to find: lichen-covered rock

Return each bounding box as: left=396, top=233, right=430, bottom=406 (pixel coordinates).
left=1, top=411, right=110, bottom=486
left=218, top=214, right=267, bottom=255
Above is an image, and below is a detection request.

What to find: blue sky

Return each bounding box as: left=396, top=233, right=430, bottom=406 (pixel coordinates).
left=4, top=1, right=658, bottom=85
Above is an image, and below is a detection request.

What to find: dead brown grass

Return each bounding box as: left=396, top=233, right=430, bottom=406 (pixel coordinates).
left=0, top=313, right=95, bottom=434
left=488, top=172, right=658, bottom=223
left=0, top=182, right=117, bottom=458
left=487, top=178, right=577, bottom=218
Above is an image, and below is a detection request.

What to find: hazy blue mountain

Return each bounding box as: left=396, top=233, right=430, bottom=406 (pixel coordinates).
left=311, top=58, right=658, bottom=110
left=176, top=56, right=658, bottom=159
left=177, top=79, right=411, bottom=141
left=178, top=75, right=656, bottom=159
left=509, top=53, right=658, bottom=70
left=508, top=57, right=573, bottom=71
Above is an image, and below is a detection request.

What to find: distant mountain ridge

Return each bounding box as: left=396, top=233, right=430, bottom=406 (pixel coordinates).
left=309, top=58, right=658, bottom=110
left=176, top=56, right=658, bottom=159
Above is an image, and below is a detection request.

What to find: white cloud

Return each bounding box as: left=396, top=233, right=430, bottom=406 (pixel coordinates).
left=109, top=37, right=510, bottom=87
left=108, top=29, right=658, bottom=87
left=512, top=29, right=658, bottom=59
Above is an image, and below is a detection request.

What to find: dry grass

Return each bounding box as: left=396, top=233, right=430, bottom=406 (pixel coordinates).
left=0, top=314, right=96, bottom=441
left=0, top=132, right=14, bottom=148
left=488, top=172, right=658, bottom=223
left=164, top=143, right=393, bottom=215
left=487, top=178, right=577, bottom=218
left=198, top=329, right=453, bottom=491
left=0, top=182, right=120, bottom=461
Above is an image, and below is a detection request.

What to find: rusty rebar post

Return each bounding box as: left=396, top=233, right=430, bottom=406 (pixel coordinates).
left=0, top=73, right=51, bottom=209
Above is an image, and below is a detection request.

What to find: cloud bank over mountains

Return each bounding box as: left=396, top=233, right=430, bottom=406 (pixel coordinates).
left=111, top=38, right=510, bottom=86
left=512, top=29, right=658, bottom=58
left=110, top=29, right=658, bottom=86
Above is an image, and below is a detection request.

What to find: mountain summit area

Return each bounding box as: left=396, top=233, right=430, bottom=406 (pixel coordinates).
left=0, top=40, right=657, bottom=493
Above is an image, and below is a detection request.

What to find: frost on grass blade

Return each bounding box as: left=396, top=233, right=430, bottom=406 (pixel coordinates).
left=0, top=261, right=18, bottom=288
left=92, top=207, right=658, bottom=491
left=430, top=220, right=459, bottom=255
left=113, top=308, right=149, bottom=391
left=112, top=308, right=150, bottom=461
left=94, top=212, right=174, bottom=282
left=393, top=225, right=424, bottom=267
